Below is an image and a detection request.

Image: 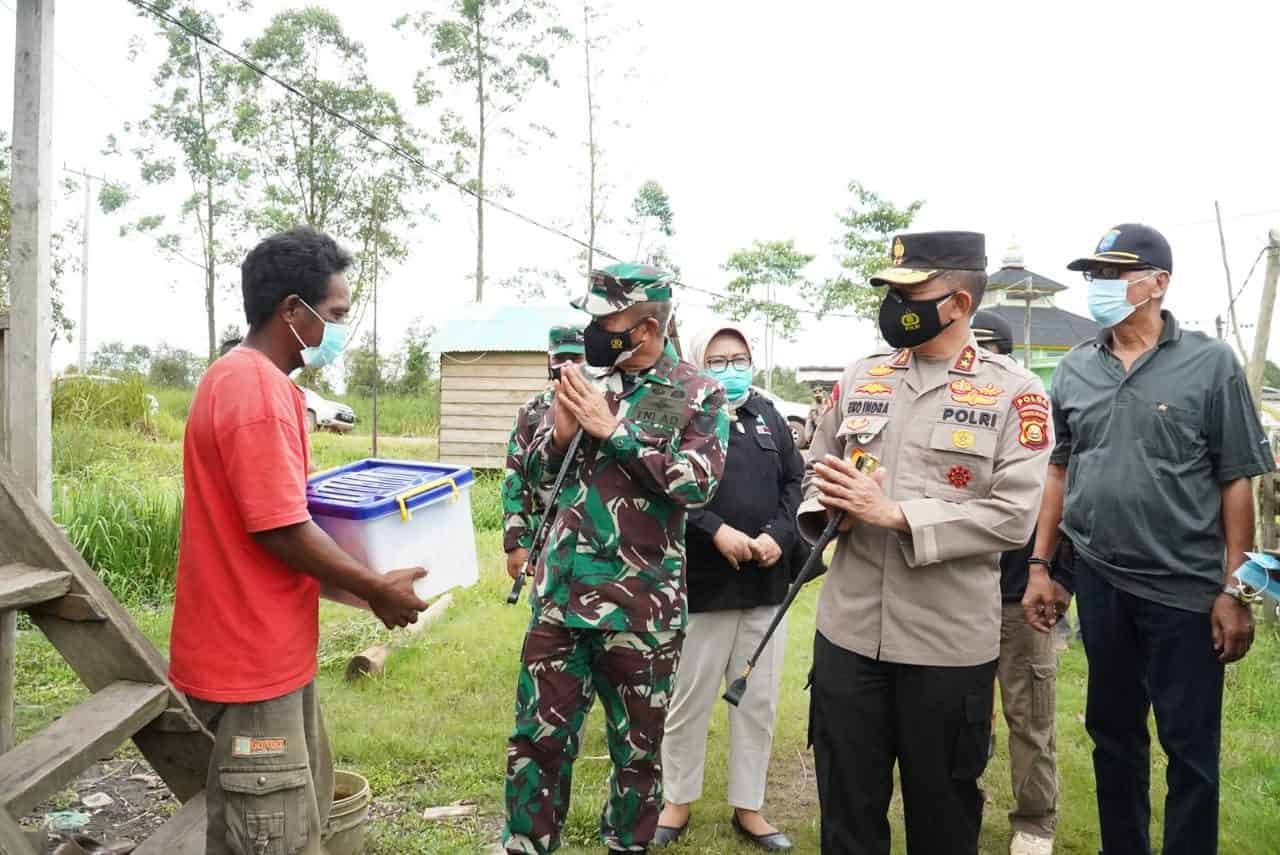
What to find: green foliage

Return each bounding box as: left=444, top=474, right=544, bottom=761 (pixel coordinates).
left=628, top=180, right=676, bottom=267
left=149, top=342, right=205, bottom=388
left=89, top=340, right=153, bottom=376
left=344, top=331, right=398, bottom=397
left=753, top=366, right=813, bottom=404
left=52, top=375, right=153, bottom=432
left=1265, top=359, right=1280, bottom=389
left=399, top=322, right=436, bottom=395
left=235, top=8, right=428, bottom=315
left=715, top=239, right=814, bottom=342
left=805, top=180, right=924, bottom=320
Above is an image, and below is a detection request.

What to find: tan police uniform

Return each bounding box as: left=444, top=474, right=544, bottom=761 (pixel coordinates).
left=802, top=339, right=1052, bottom=854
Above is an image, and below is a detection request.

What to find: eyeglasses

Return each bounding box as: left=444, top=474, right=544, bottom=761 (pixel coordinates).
left=1083, top=266, right=1156, bottom=282
left=705, top=355, right=752, bottom=372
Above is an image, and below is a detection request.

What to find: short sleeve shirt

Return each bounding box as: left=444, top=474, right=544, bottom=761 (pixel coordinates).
left=169, top=347, right=318, bottom=703
left=1050, top=312, right=1275, bottom=612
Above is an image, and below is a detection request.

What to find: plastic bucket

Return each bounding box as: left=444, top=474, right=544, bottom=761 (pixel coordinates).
left=324, top=769, right=372, bottom=855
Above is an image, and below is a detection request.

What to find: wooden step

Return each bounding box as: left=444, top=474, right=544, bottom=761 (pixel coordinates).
left=0, top=680, right=168, bottom=818
left=0, top=563, right=70, bottom=611
left=133, top=790, right=207, bottom=855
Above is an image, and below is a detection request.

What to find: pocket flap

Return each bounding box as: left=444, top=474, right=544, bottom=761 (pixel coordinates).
left=837, top=416, right=889, bottom=443
left=930, top=423, right=997, bottom=458
left=219, top=766, right=309, bottom=796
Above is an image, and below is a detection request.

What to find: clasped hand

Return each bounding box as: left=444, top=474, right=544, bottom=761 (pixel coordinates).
left=713, top=526, right=783, bottom=570
left=551, top=363, right=620, bottom=445
left=813, top=454, right=903, bottom=531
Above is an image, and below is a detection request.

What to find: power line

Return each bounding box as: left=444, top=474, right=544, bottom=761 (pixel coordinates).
left=1228, top=246, right=1269, bottom=314
left=127, top=0, right=871, bottom=323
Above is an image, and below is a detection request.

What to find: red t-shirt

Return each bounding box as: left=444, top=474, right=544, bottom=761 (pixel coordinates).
left=169, top=347, right=318, bottom=703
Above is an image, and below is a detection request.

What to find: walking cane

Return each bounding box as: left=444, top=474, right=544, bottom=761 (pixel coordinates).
left=723, top=450, right=880, bottom=707
left=507, top=427, right=585, bottom=604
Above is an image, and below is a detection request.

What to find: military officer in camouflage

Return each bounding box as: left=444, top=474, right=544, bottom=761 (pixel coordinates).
left=502, top=324, right=586, bottom=581
left=502, top=264, right=731, bottom=854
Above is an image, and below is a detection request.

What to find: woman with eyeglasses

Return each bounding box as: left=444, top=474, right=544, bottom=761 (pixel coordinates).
left=654, top=323, right=803, bottom=852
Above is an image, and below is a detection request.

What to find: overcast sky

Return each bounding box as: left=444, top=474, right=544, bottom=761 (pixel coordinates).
left=4, top=0, right=1280, bottom=386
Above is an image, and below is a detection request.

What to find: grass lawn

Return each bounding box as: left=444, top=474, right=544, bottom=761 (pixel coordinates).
left=16, top=532, right=1280, bottom=853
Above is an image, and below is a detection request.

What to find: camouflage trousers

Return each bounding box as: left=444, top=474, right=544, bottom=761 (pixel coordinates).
left=503, top=620, right=684, bottom=854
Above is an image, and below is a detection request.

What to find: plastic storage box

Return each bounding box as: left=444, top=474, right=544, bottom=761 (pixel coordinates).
left=307, top=459, right=478, bottom=602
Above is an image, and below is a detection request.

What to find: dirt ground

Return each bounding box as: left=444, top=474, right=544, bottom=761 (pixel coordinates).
left=22, top=758, right=179, bottom=854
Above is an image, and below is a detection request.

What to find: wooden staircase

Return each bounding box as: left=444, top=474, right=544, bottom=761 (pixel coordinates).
left=0, top=465, right=213, bottom=854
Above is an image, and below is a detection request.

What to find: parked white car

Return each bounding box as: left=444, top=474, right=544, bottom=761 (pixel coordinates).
left=300, top=387, right=356, bottom=433
left=751, top=385, right=811, bottom=445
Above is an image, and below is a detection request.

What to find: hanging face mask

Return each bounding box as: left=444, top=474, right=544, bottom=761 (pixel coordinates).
left=288, top=298, right=348, bottom=369
left=878, top=288, right=957, bottom=349
left=583, top=318, right=647, bottom=368
left=1087, top=272, right=1156, bottom=328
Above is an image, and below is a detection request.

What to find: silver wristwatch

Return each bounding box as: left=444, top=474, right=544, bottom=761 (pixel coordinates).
left=1221, top=583, right=1257, bottom=606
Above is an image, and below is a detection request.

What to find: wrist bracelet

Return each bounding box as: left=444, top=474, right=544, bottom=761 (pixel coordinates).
left=1027, top=557, right=1052, bottom=570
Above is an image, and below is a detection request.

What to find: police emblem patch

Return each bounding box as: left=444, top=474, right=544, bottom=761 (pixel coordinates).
left=892, top=237, right=906, bottom=264
left=952, top=429, right=976, bottom=450
left=901, top=312, right=921, bottom=331
left=947, top=465, right=972, bottom=488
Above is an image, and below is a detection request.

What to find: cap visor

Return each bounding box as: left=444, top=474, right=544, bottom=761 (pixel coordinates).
left=869, top=267, right=937, bottom=286
left=1066, top=252, right=1144, bottom=272
left=551, top=344, right=585, bottom=356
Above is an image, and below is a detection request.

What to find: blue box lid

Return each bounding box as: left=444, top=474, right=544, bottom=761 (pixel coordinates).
left=307, top=458, right=475, bottom=521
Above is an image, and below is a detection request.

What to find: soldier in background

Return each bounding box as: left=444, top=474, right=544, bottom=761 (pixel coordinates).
left=802, top=233, right=1051, bottom=855
left=501, top=325, right=586, bottom=581
left=501, top=264, right=730, bottom=855
left=973, top=309, right=1068, bottom=855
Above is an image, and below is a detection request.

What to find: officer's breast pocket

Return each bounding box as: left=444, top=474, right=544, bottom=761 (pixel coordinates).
left=924, top=422, right=997, bottom=500
left=1136, top=399, right=1205, bottom=463
left=835, top=415, right=889, bottom=458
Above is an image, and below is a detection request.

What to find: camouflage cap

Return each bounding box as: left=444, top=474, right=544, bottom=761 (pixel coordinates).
left=571, top=262, right=674, bottom=317
left=547, top=324, right=585, bottom=356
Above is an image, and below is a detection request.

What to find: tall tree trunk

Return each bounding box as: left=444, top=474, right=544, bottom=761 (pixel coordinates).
left=583, top=2, right=596, bottom=279
left=193, top=43, right=217, bottom=362
left=473, top=10, right=486, bottom=302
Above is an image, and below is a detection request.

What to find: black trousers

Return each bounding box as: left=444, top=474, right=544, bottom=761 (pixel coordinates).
left=809, top=631, right=998, bottom=855
left=1076, top=566, right=1224, bottom=855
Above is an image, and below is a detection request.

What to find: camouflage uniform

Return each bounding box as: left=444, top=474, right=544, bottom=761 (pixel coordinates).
left=502, top=326, right=585, bottom=554
left=503, top=265, right=731, bottom=854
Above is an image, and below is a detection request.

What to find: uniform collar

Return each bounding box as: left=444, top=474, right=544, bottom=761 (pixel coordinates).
left=614, top=338, right=679, bottom=396
left=1094, top=310, right=1182, bottom=350
left=902, top=335, right=983, bottom=393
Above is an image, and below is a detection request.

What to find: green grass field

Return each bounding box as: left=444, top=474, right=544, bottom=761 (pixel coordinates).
left=20, top=389, right=1280, bottom=853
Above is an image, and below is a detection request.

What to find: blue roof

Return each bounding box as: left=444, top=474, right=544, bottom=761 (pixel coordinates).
left=432, top=303, right=587, bottom=353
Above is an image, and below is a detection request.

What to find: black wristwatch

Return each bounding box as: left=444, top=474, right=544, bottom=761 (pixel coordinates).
left=1027, top=557, right=1052, bottom=571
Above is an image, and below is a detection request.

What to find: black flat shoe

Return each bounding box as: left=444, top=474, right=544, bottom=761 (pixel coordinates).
left=651, top=821, right=686, bottom=847
left=732, top=813, right=793, bottom=852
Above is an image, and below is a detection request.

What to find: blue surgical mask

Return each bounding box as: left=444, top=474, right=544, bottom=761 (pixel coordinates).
left=1087, top=273, right=1155, bottom=328
left=710, top=365, right=753, bottom=400
left=289, top=299, right=348, bottom=368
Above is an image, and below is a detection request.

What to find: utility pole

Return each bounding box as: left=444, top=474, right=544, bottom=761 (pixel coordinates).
left=1215, top=315, right=1225, bottom=341
left=64, top=166, right=105, bottom=372
left=1245, top=229, right=1280, bottom=408
left=4, top=0, right=56, bottom=756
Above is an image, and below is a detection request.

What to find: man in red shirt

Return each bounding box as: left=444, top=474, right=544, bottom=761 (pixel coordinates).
left=169, top=226, right=428, bottom=855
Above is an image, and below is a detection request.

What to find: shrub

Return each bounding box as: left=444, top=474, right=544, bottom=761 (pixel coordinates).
left=52, top=375, right=153, bottom=432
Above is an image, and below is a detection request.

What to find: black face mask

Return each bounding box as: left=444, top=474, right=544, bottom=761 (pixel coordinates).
left=878, top=288, right=957, bottom=349
left=583, top=319, right=646, bottom=367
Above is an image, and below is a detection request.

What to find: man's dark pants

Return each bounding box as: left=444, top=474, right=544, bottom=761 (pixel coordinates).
left=809, top=632, right=997, bottom=855
left=1076, top=566, right=1224, bottom=855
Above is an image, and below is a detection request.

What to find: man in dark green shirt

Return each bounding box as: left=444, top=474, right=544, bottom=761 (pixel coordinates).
left=1027, top=224, right=1273, bottom=855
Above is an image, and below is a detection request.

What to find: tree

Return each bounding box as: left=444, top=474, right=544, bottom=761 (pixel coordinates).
left=715, top=239, right=814, bottom=390
left=398, top=322, right=436, bottom=395
left=218, top=322, right=243, bottom=351
left=753, top=366, right=812, bottom=404
left=1264, top=359, right=1280, bottom=389
left=149, top=343, right=204, bottom=388
left=105, top=1, right=252, bottom=362
left=406, top=0, right=571, bottom=302
left=234, top=8, right=429, bottom=331
left=804, top=180, right=924, bottom=320
left=90, top=341, right=153, bottom=377
left=1, top=131, right=78, bottom=345
left=497, top=266, right=567, bottom=302
left=629, top=180, right=674, bottom=263
left=344, top=330, right=399, bottom=397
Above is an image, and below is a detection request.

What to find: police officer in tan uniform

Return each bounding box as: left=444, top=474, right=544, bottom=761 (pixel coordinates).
left=800, top=232, right=1052, bottom=855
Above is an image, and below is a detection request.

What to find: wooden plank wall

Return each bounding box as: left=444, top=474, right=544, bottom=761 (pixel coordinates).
left=439, top=351, right=548, bottom=470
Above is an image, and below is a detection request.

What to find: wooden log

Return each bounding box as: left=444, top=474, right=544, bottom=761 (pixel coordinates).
left=345, top=594, right=453, bottom=681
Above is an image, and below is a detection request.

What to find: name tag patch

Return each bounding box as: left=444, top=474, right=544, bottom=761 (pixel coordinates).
left=941, top=407, right=999, bottom=430
left=630, top=387, right=686, bottom=430
left=232, top=737, right=287, bottom=758
left=847, top=399, right=891, bottom=416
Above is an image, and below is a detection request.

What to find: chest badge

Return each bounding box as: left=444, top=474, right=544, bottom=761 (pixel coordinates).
left=947, top=465, right=973, bottom=488
left=855, top=382, right=894, bottom=397
left=866, top=364, right=895, bottom=377
left=950, top=379, right=1002, bottom=407
left=952, top=429, right=976, bottom=450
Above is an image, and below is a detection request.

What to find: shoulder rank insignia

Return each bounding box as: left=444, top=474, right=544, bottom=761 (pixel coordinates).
left=952, top=345, right=977, bottom=374
left=890, top=349, right=911, bottom=368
